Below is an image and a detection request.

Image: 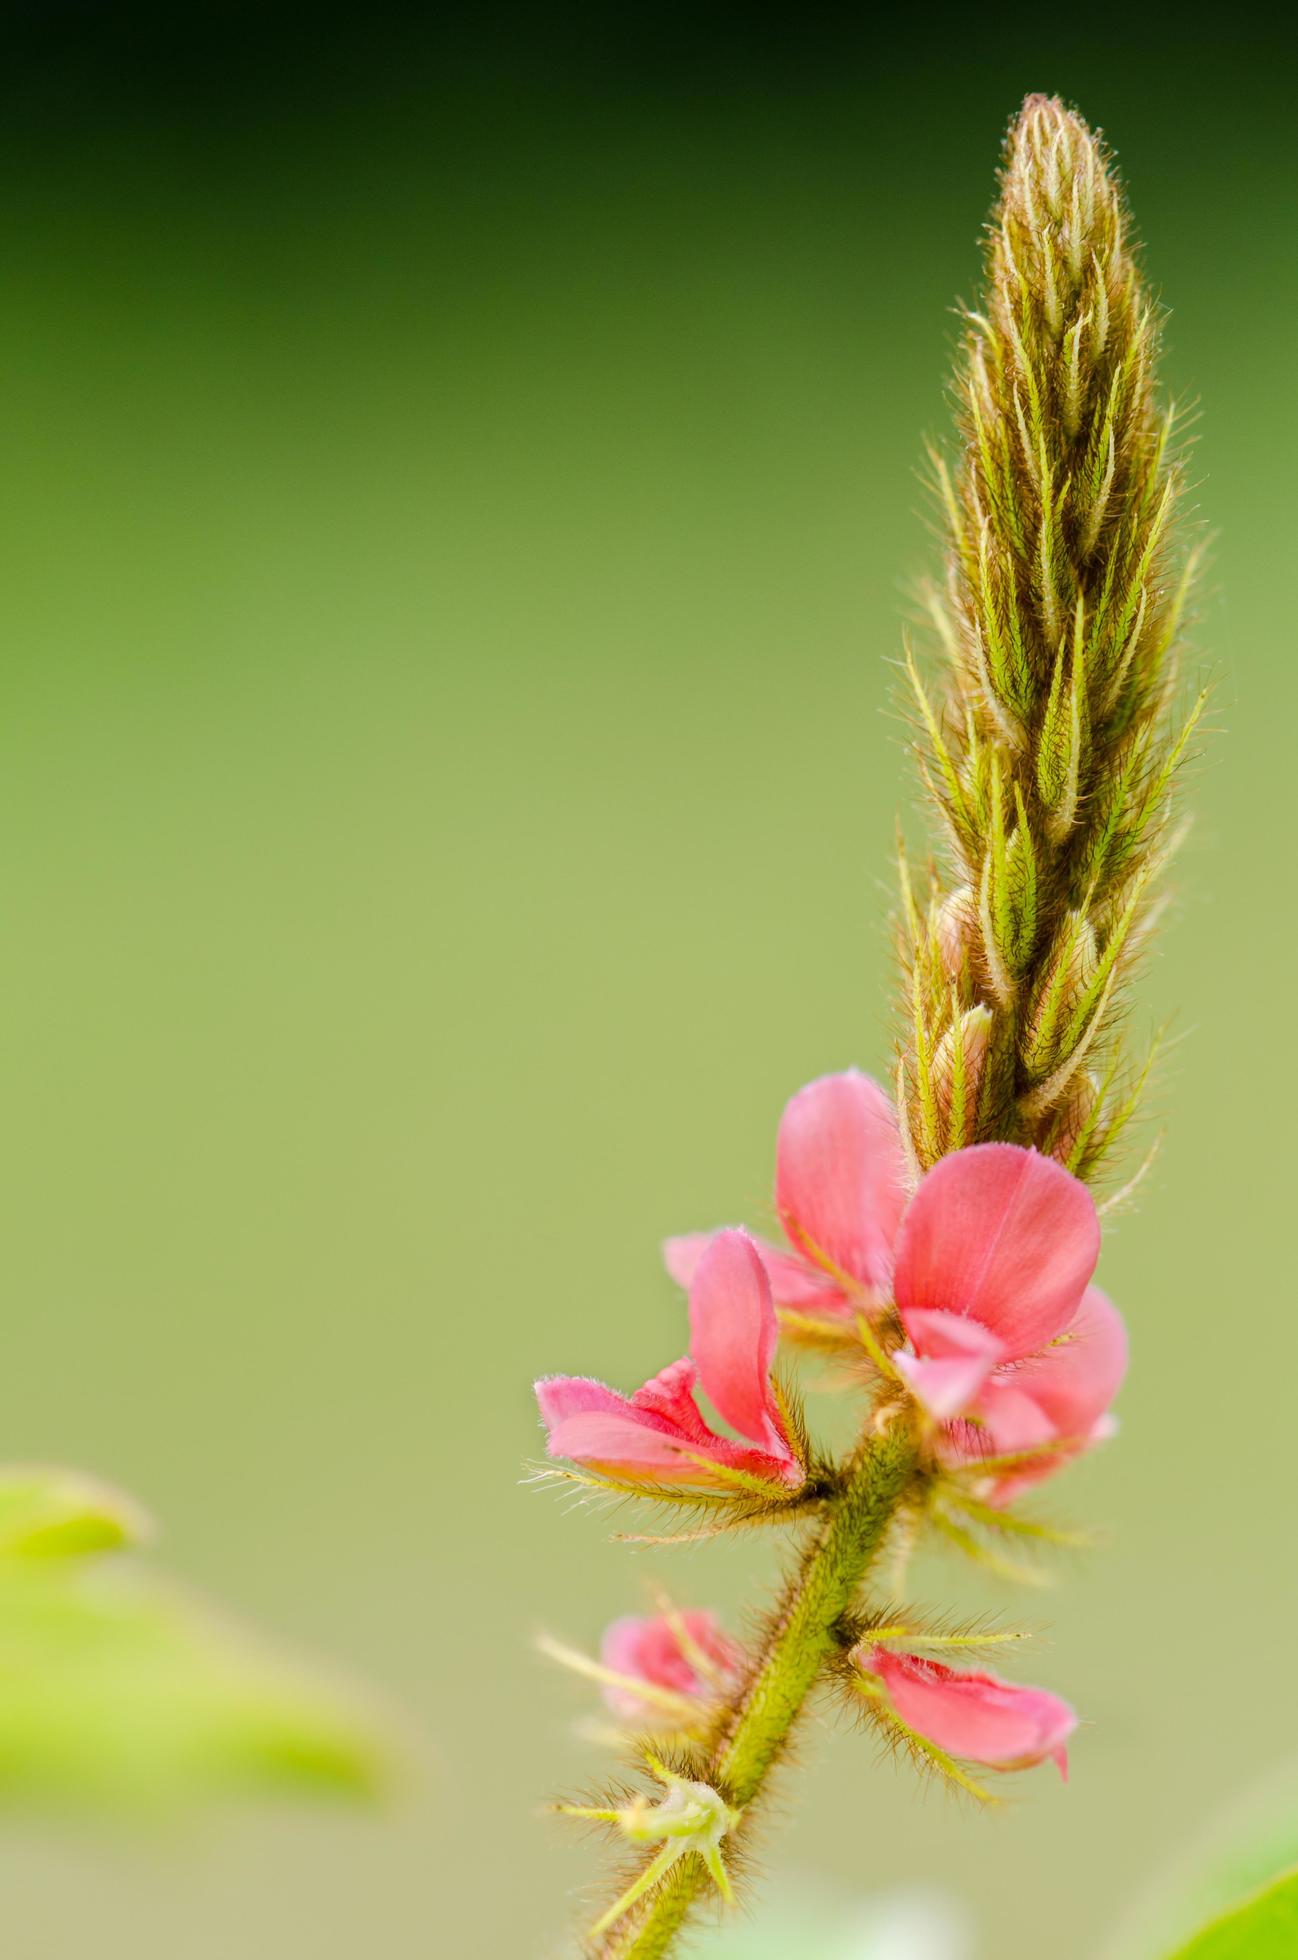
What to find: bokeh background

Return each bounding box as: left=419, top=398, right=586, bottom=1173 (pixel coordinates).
left=0, top=5, right=1294, bottom=1955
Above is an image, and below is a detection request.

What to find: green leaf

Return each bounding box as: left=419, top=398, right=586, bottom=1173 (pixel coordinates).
left=0, top=1558, right=388, bottom=1809
left=1168, top=1866, right=1298, bottom=1958
left=0, top=1466, right=152, bottom=1559
left=0, top=1463, right=388, bottom=1811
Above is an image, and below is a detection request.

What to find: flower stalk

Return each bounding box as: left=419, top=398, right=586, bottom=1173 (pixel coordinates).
left=532, top=93, right=1203, bottom=1959
left=604, top=1417, right=917, bottom=1959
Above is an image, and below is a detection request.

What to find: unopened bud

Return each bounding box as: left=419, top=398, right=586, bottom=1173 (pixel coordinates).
left=932, top=1004, right=994, bottom=1148
left=935, top=885, right=978, bottom=979
left=1050, top=1069, right=1099, bottom=1169
left=1022, top=911, right=1098, bottom=1080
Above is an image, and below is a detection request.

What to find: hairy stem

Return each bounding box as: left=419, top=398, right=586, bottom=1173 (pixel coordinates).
left=601, top=1415, right=918, bottom=1958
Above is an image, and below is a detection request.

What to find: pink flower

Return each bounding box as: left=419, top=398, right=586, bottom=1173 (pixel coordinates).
left=664, top=1071, right=1123, bottom=1486
left=852, top=1644, right=1076, bottom=1777
left=600, top=1611, right=742, bottom=1724
left=537, top=1229, right=804, bottom=1490
left=890, top=1139, right=1103, bottom=1411
left=665, top=1071, right=911, bottom=1323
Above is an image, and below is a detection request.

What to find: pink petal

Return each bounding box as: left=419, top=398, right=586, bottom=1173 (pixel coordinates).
left=601, top=1610, right=737, bottom=1700
left=542, top=1403, right=709, bottom=1477
left=893, top=1309, right=1005, bottom=1418
left=665, top=1231, right=844, bottom=1312
left=630, top=1356, right=715, bottom=1442
left=535, top=1375, right=643, bottom=1428
left=959, top=1382, right=1059, bottom=1456
left=775, top=1071, right=910, bottom=1295
left=537, top=1365, right=800, bottom=1489
left=537, top=1370, right=711, bottom=1476
left=892, top=1144, right=1099, bottom=1359
left=601, top=1615, right=690, bottom=1695
left=687, top=1229, right=789, bottom=1455
left=752, top=1243, right=853, bottom=1312
left=663, top=1234, right=711, bottom=1290
left=1011, top=1286, right=1128, bottom=1437
left=858, top=1646, right=1077, bottom=1775
left=968, top=1287, right=1127, bottom=1501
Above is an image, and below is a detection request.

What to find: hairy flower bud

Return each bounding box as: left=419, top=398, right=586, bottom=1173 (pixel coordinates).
left=851, top=1643, right=1077, bottom=1781
left=932, top=1004, right=993, bottom=1149
left=1021, top=911, right=1099, bottom=1082
left=1048, top=1068, right=1100, bottom=1168
left=935, top=884, right=978, bottom=979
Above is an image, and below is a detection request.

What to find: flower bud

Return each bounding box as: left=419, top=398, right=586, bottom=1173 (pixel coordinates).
left=931, top=1003, right=993, bottom=1149
left=1049, top=1068, right=1099, bottom=1168
left=1021, top=911, right=1098, bottom=1080
left=851, top=1643, right=1076, bottom=1778
left=599, top=1610, right=742, bottom=1729
left=935, top=885, right=978, bottom=979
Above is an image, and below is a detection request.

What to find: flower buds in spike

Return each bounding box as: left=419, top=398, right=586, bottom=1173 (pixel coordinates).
left=935, top=884, right=978, bottom=980
left=899, top=89, right=1201, bottom=1170
left=1022, top=911, right=1099, bottom=1083
left=932, top=1004, right=993, bottom=1151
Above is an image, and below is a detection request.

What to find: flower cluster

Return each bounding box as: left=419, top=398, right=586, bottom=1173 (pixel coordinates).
left=536, top=1067, right=1123, bottom=1869
left=542, top=1068, right=1125, bottom=1508
left=531, top=96, right=1190, bottom=1959
left=757, top=1069, right=1129, bottom=1502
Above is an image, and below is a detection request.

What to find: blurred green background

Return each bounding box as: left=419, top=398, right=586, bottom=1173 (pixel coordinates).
left=0, top=5, right=1293, bottom=1954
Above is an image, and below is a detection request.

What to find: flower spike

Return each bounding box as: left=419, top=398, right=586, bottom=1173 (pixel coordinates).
left=532, top=97, right=1204, bottom=1956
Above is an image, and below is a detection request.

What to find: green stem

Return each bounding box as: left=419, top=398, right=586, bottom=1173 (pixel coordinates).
left=602, top=1414, right=918, bottom=1959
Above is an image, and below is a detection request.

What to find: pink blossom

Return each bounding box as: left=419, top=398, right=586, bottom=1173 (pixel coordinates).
left=853, top=1644, right=1076, bottom=1777
left=890, top=1140, right=1102, bottom=1413
left=663, top=1072, right=1123, bottom=1486
left=665, top=1071, right=910, bottom=1322
left=600, top=1611, right=742, bottom=1723
left=537, top=1229, right=803, bottom=1490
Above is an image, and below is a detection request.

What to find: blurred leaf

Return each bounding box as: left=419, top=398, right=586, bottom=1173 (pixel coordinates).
left=698, top=1884, right=970, bottom=1959
left=1168, top=1866, right=1298, bottom=1957
left=0, top=1466, right=152, bottom=1559
left=1105, top=1760, right=1298, bottom=1959
left=0, top=1463, right=388, bottom=1811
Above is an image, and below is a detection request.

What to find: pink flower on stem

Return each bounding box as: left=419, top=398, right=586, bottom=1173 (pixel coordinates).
left=888, top=1142, right=1125, bottom=1489
left=852, top=1644, right=1077, bottom=1778
left=665, top=1071, right=1125, bottom=1492
left=537, top=1229, right=804, bottom=1491
left=600, top=1611, right=742, bottom=1724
